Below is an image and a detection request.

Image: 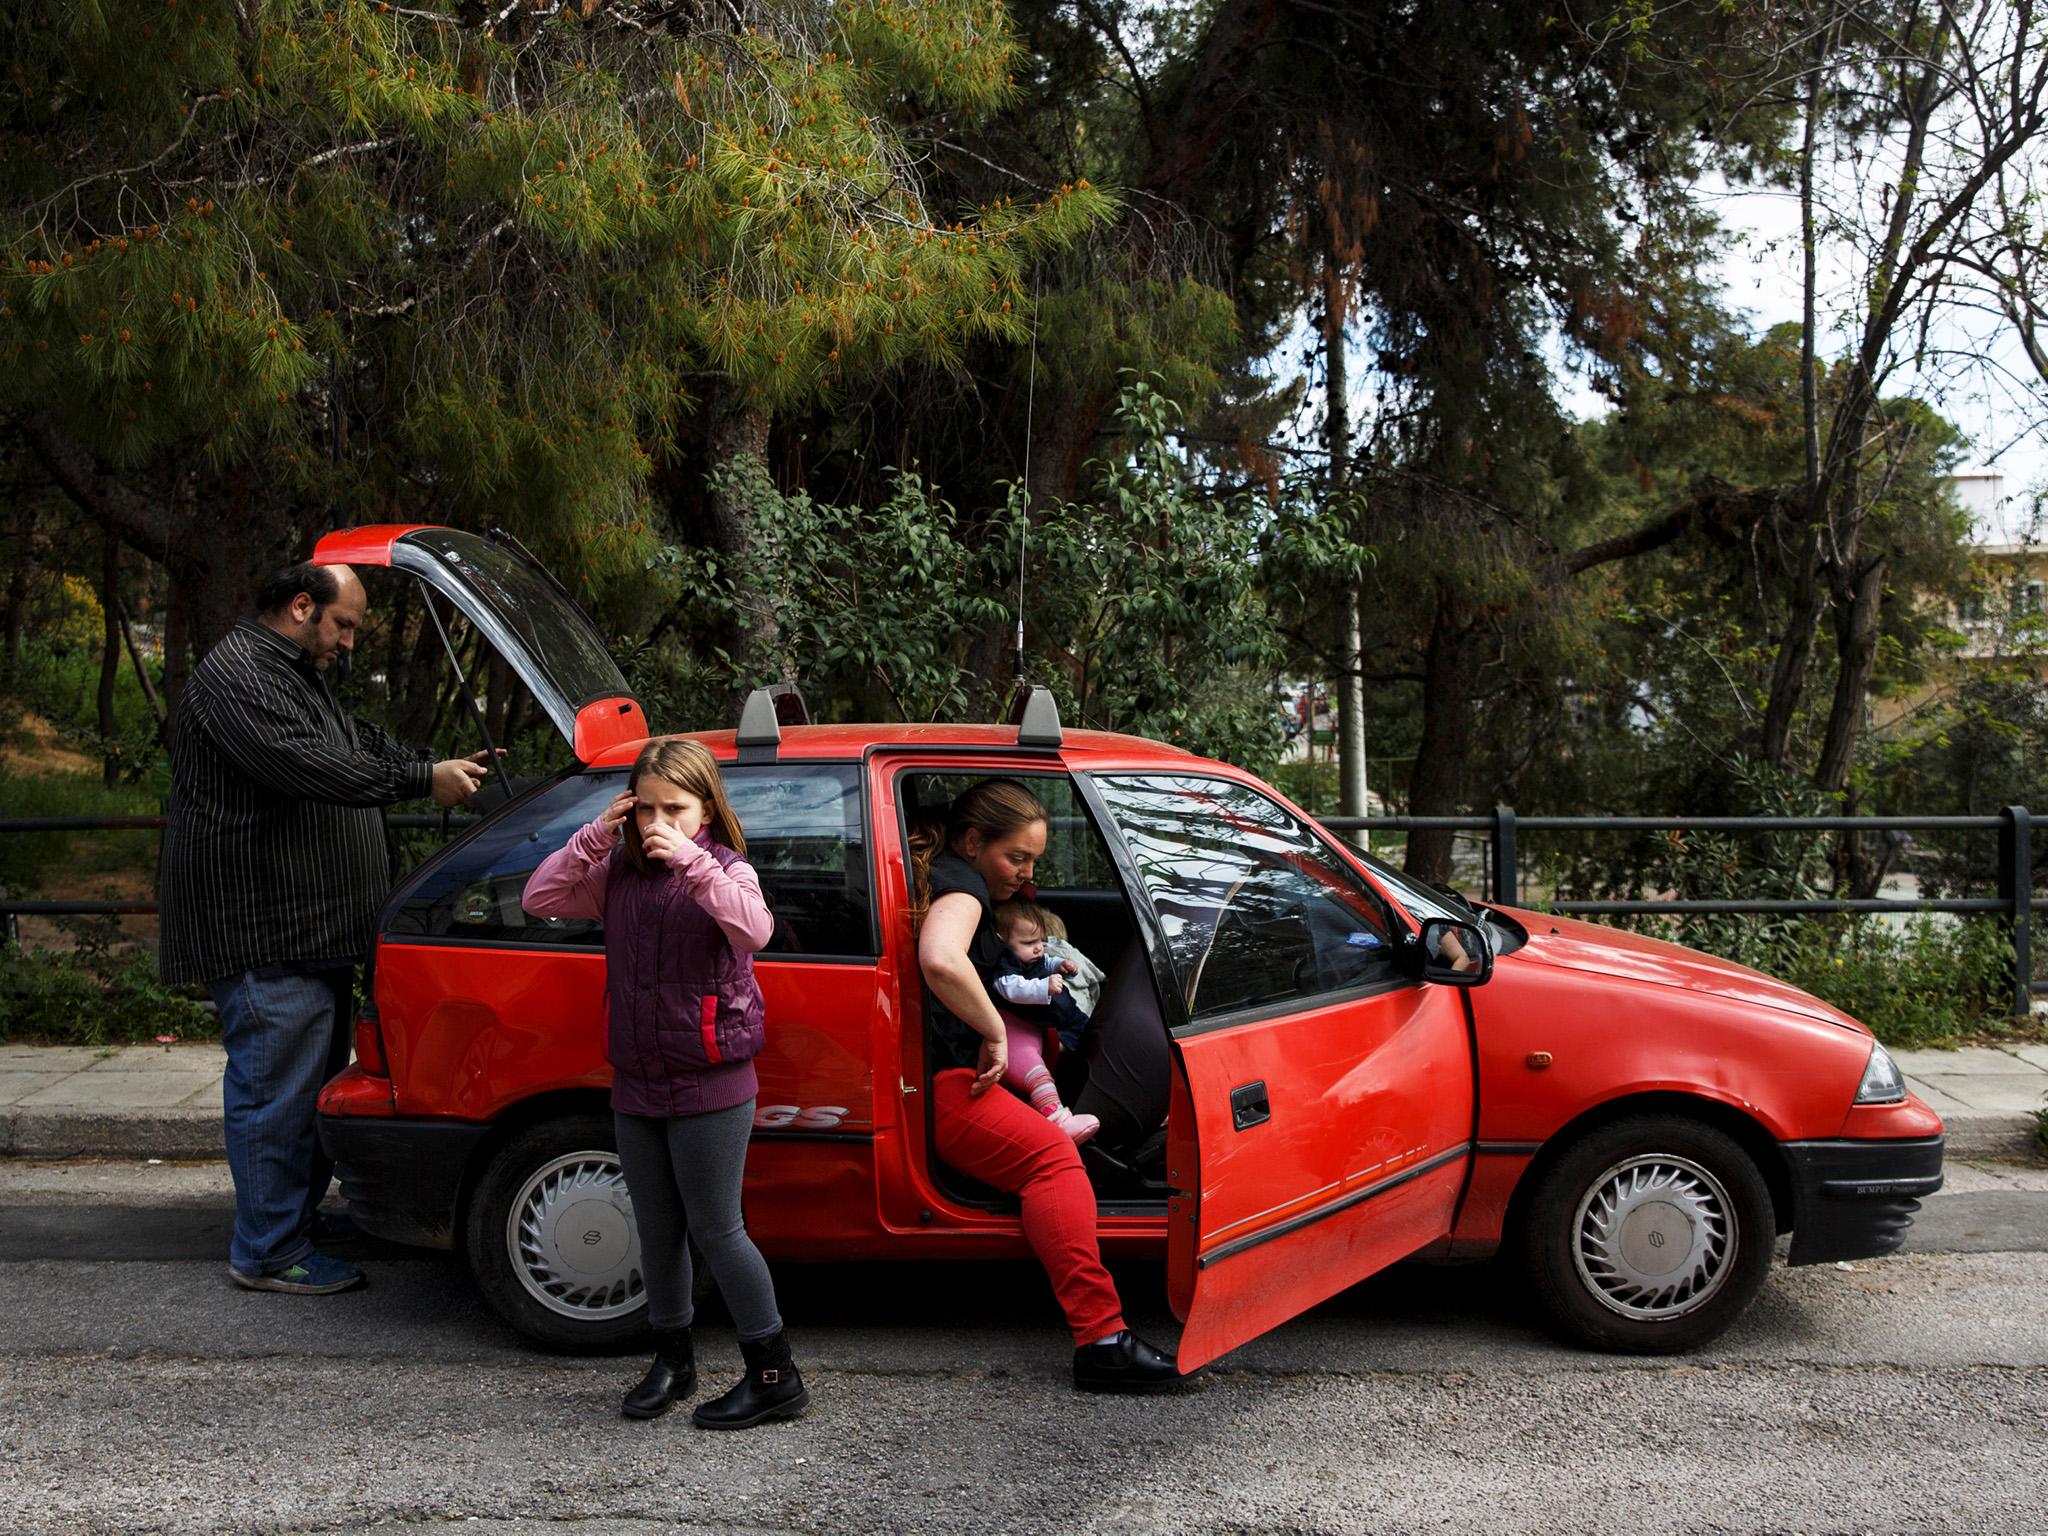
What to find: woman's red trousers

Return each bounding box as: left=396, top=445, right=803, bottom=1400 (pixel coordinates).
left=931, top=1068, right=1127, bottom=1347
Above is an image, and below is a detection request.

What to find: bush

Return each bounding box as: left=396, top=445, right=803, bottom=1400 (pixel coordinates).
left=2, top=637, right=167, bottom=785
left=1760, top=915, right=2015, bottom=1049
left=0, top=919, right=214, bottom=1045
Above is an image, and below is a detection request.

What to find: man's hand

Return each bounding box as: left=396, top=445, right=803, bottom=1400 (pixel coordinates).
left=431, top=756, right=489, bottom=807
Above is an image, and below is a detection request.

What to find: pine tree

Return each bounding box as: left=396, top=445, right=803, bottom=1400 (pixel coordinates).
left=0, top=0, right=1110, bottom=696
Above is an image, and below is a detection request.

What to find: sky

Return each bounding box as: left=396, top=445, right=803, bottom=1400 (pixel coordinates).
left=1558, top=174, right=2046, bottom=547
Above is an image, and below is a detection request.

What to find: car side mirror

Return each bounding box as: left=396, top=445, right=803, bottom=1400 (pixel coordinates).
left=1401, top=918, right=1492, bottom=986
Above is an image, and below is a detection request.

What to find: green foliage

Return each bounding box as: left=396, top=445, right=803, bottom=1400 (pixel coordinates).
left=643, top=376, right=1368, bottom=769
left=1762, top=916, right=2013, bottom=1050
left=1, top=0, right=1112, bottom=592
left=653, top=454, right=1010, bottom=726
left=2, top=637, right=168, bottom=789
left=0, top=924, right=214, bottom=1045
left=1020, top=377, right=1365, bottom=772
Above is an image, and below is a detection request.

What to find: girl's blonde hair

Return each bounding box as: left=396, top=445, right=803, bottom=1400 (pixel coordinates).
left=907, top=778, right=1049, bottom=923
left=624, top=737, right=746, bottom=873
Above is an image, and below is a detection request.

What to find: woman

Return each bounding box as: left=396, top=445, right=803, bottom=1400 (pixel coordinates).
left=523, top=738, right=807, bottom=1429
left=911, top=778, right=1179, bottom=1392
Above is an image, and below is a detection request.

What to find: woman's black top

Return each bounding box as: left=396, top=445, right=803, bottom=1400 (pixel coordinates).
left=922, top=849, right=1006, bottom=1072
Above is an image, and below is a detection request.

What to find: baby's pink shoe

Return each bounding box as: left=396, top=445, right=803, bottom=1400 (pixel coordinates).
left=1050, top=1108, right=1101, bottom=1145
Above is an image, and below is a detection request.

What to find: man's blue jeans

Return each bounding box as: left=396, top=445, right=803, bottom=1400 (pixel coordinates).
left=206, top=965, right=355, bottom=1276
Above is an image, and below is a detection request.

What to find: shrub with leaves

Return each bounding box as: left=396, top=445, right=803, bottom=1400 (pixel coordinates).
left=645, top=376, right=1369, bottom=767
left=0, top=920, right=214, bottom=1045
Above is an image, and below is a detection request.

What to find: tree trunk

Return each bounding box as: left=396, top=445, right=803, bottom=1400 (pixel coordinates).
left=3, top=519, right=37, bottom=682
left=1759, top=522, right=1828, bottom=767
left=1815, top=552, right=1888, bottom=796
left=1324, top=265, right=1369, bottom=849
left=117, top=599, right=167, bottom=735
left=704, top=387, right=776, bottom=706
left=97, top=525, right=122, bottom=787
left=1402, top=598, right=1472, bottom=885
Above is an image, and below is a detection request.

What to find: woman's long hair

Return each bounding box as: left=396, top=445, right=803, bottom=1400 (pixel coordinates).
left=908, top=778, right=1049, bottom=923
left=624, top=737, right=747, bottom=873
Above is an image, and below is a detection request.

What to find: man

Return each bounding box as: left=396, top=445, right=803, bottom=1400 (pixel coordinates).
left=159, top=561, right=492, bottom=1295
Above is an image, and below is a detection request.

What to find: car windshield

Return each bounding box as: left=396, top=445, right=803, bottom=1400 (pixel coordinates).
left=1350, top=848, right=1469, bottom=926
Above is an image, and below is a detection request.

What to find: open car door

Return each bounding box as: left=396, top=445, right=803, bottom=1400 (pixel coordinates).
left=1086, top=772, right=1479, bottom=1373
left=312, top=525, right=646, bottom=763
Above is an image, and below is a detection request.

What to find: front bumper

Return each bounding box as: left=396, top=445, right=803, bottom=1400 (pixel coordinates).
left=1781, top=1135, right=1945, bottom=1266
left=317, top=1114, right=490, bottom=1251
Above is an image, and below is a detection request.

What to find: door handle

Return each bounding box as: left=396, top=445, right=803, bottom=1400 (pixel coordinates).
left=1230, top=1081, right=1270, bottom=1132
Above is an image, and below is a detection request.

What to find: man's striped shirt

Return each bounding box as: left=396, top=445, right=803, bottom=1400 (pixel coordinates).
left=158, top=618, right=433, bottom=985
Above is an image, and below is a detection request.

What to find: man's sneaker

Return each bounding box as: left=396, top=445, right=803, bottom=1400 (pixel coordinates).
left=228, top=1251, right=366, bottom=1295
left=311, top=1210, right=361, bottom=1245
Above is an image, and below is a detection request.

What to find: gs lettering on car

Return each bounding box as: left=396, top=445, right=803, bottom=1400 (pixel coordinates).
left=313, top=526, right=1945, bottom=1367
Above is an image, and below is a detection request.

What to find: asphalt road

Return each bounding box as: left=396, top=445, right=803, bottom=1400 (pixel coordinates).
left=1, top=1162, right=2045, bottom=1536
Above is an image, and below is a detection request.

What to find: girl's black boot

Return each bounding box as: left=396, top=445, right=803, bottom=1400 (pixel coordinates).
left=691, top=1330, right=810, bottom=1429
left=621, top=1329, right=696, bottom=1420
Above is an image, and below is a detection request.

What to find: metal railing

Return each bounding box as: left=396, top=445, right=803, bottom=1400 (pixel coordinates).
left=1318, top=806, right=2042, bottom=1017
left=4, top=805, right=2040, bottom=1014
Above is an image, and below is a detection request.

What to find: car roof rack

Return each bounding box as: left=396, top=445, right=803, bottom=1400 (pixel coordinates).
left=735, top=684, right=810, bottom=763
left=1009, top=685, right=1062, bottom=748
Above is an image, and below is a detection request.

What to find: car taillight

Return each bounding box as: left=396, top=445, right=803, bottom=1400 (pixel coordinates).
left=353, top=1004, right=390, bottom=1077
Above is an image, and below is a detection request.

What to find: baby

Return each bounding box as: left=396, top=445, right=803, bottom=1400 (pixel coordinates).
left=991, top=899, right=1099, bottom=1143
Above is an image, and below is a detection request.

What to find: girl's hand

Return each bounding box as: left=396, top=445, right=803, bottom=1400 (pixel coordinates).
left=970, top=1034, right=1008, bottom=1096
left=1058, top=958, right=1078, bottom=976
left=641, top=823, right=684, bottom=866
left=599, top=792, right=637, bottom=837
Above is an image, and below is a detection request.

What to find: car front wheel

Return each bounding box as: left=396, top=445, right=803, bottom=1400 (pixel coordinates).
left=1521, top=1113, right=1775, bottom=1354
left=464, top=1114, right=650, bottom=1353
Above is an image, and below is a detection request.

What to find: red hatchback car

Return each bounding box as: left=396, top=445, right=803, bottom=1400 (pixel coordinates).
left=314, top=525, right=1945, bottom=1371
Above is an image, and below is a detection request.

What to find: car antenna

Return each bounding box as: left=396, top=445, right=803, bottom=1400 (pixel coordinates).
left=1012, top=272, right=1039, bottom=700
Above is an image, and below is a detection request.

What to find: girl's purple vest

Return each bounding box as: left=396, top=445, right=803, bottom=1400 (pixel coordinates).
left=600, top=834, right=767, bottom=1118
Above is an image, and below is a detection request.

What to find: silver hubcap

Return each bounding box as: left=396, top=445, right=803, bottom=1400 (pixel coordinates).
left=506, top=1152, right=644, bottom=1321
left=1572, top=1153, right=1736, bottom=1321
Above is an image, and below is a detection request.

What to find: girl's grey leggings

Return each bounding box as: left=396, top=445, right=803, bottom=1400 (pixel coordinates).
left=613, top=1099, right=783, bottom=1341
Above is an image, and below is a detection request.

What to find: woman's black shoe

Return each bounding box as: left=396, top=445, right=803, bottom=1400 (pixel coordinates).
left=692, top=1330, right=811, bottom=1429
left=621, top=1329, right=697, bottom=1420
left=1072, top=1330, right=1181, bottom=1393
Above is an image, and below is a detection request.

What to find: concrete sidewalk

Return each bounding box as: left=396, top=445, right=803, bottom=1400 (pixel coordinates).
left=2, top=1038, right=2043, bottom=1161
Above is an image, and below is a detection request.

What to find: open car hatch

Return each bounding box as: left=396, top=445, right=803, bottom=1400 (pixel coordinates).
left=311, top=524, right=647, bottom=764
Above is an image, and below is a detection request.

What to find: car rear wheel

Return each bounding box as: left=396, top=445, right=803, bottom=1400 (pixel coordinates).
left=464, top=1114, right=650, bottom=1353
left=1521, top=1113, right=1775, bottom=1354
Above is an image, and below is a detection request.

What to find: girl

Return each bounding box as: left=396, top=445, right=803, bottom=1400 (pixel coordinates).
left=522, top=738, right=807, bottom=1429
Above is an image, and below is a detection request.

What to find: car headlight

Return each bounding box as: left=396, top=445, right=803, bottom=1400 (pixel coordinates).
left=1854, top=1042, right=1907, bottom=1105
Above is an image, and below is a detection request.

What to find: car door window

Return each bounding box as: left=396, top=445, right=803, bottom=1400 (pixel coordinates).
left=724, top=763, right=875, bottom=958
left=1093, top=774, right=1403, bottom=1021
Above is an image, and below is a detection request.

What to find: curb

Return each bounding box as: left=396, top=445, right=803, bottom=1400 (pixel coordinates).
left=1941, top=1111, right=2044, bottom=1163
left=0, top=1108, right=225, bottom=1161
